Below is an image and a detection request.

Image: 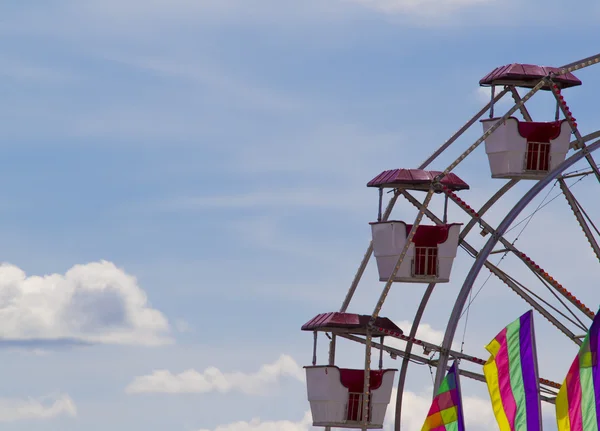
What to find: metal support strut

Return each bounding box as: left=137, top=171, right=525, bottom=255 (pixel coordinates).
left=394, top=283, right=435, bottom=431
left=338, top=333, right=559, bottom=404
left=547, top=78, right=600, bottom=182
left=558, top=177, right=600, bottom=263
left=340, top=192, right=399, bottom=313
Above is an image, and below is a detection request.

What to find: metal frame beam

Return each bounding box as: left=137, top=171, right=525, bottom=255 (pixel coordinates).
left=340, top=191, right=399, bottom=313
left=393, top=283, right=435, bottom=431
left=461, top=179, right=519, bottom=239
left=558, top=177, right=600, bottom=262
left=548, top=80, right=600, bottom=181
left=338, top=334, right=557, bottom=404
left=418, top=88, right=510, bottom=169
left=443, top=187, right=594, bottom=320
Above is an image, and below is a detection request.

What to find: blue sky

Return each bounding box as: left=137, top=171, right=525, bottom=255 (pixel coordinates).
left=1, top=0, right=600, bottom=430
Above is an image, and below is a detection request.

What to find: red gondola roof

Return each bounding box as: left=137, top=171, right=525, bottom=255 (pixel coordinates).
left=301, top=312, right=403, bottom=336
left=479, top=63, right=582, bottom=90
left=367, top=169, right=469, bottom=191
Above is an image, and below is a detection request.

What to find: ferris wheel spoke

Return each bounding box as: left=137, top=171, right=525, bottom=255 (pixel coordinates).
left=502, top=267, right=588, bottom=332
left=418, top=87, right=510, bottom=170
left=530, top=268, right=589, bottom=330
left=547, top=80, right=600, bottom=183
left=487, top=265, right=584, bottom=339
left=441, top=186, right=596, bottom=320
left=394, top=283, right=435, bottom=431
left=339, top=331, right=559, bottom=404
left=461, top=179, right=519, bottom=239
left=400, top=190, right=584, bottom=343
left=558, top=177, right=600, bottom=263
left=572, top=194, right=600, bottom=238
left=558, top=53, right=600, bottom=74
left=439, top=80, right=546, bottom=178
left=458, top=368, right=561, bottom=403
left=368, top=188, right=436, bottom=325
left=339, top=191, right=400, bottom=313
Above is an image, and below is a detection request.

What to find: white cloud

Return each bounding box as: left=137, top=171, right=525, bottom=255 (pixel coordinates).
left=126, top=351, right=498, bottom=430
left=198, top=387, right=495, bottom=431
left=475, top=86, right=516, bottom=108
left=128, top=353, right=530, bottom=430
left=0, top=393, right=76, bottom=422
left=386, top=388, right=496, bottom=430
left=125, top=354, right=304, bottom=395
left=197, top=411, right=313, bottom=431
left=396, top=320, right=446, bottom=345
left=385, top=321, right=461, bottom=353
left=0, top=260, right=170, bottom=346
left=198, top=411, right=314, bottom=431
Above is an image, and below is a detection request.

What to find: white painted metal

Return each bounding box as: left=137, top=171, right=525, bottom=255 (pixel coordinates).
left=370, top=221, right=461, bottom=283
left=304, top=366, right=396, bottom=429
left=481, top=117, right=571, bottom=179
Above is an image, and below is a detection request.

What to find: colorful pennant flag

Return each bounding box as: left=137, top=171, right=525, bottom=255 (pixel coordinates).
left=421, top=360, right=466, bottom=431
left=483, top=310, right=542, bottom=431
left=555, top=307, right=600, bottom=431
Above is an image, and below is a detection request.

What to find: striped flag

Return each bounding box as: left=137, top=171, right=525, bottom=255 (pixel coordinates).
left=421, top=360, right=466, bottom=431
left=556, top=308, right=600, bottom=431
left=483, top=310, right=542, bottom=431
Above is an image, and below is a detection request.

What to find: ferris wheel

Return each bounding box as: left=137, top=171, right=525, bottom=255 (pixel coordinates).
left=300, top=52, right=600, bottom=430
